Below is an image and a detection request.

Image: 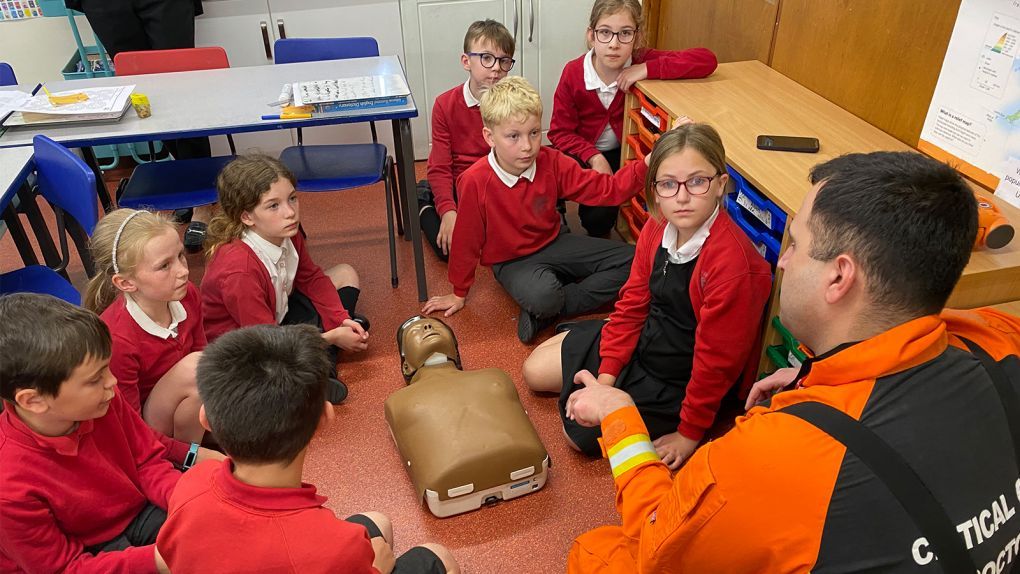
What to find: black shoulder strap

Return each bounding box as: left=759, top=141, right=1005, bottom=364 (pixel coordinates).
left=780, top=401, right=975, bottom=573
left=958, top=336, right=1020, bottom=463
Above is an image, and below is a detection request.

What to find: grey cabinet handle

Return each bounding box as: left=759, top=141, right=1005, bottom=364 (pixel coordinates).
left=528, top=0, right=534, bottom=42
left=277, top=18, right=286, bottom=39
left=261, top=21, right=272, bottom=59
left=512, top=1, right=518, bottom=40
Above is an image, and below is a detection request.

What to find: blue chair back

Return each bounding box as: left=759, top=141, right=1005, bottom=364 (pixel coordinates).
left=274, top=37, right=379, bottom=64
left=0, top=62, right=15, bottom=86
left=33, top=135, right=99, bottom=235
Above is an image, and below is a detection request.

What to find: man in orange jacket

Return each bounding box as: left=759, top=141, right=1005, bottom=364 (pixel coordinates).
left=565, top=151, right=1020, bottom=573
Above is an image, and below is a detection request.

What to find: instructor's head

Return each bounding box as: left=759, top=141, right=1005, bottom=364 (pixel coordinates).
left=777, top=151, right=976, bottom=354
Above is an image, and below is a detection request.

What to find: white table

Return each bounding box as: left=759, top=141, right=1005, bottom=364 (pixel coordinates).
left=0, top=146, right=55, bottom=268
left=0, top=56, right=430, bottom=300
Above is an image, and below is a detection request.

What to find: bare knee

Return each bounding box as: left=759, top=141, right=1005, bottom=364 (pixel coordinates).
left=358, top=511, right=392, bottom=544
left=418, top=543, right=459, bottom=574
left=327, top=263, right=359, bottom=289
left=522, top=353, right=555, bottom=393
left=562, top=425, right=583, bottom=453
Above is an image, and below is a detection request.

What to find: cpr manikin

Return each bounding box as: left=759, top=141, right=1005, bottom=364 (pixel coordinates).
left=385, top=316, right=550, bottom=517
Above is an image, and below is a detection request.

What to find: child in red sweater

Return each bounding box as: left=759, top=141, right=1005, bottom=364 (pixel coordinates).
left=523, top=124, right=772, bottom=466
left=158, top=324, right=460, bottom=574
left=84, top=209, right=206, bottom=444
left=202, top=154, right=368, bottom=403
left=0, top=294, right=183, bottom=574
left=418, top=19, right=516, bottom=261
left=422, top=76, right=648, bottom=343
left=548, top=0, right=717, bottom=237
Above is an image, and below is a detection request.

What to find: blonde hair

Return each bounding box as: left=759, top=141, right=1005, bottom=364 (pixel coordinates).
left=464, top=19, right=515, bottom=57
left=84, top=208, right=177, bottom=314
left=588, top=0, right=645, bottom=49
left=644, top=123, right=727, bottom=220
left=206, top=154, right=297, bottom=257
left=480, top=76, right=543, bottom=129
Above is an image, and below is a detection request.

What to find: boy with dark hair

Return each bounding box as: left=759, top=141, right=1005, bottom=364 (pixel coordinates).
left=157, top=324, right=459, bottom=573
left=0, top=293, right=180, bottom=574
left=418, top=19, right=516, bottom=261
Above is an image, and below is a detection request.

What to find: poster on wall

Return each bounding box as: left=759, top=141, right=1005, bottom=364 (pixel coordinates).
left=0, top=0, right=42, bottom=20
left=919, top=0, right=1020, bottom=204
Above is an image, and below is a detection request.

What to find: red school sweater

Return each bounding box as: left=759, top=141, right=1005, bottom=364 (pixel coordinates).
left=426, top=83, right=490, bottom=217
left=101, top=282, right=206, bottom=413
left=202, top=231, right=349, bottom=342
left=548, top=47, right=718, bottom=163
left=157, top=459, right=378, bottom=574
left=449, top=147, right=648, bottom=298
left=598, top=215, right=773, bottom=441
left=0, top=392, right=181, bottom=574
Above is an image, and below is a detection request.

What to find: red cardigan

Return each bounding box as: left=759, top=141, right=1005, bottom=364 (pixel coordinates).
left=548, top=48, right=718, bottom=162
left=598, top=214, right=772, bottom=441
left=157, top=459, right=377, bottom=574
left=101, top=282, right=206, bottom=413
left=0, top=393, right=181, bottom=574
left=449, top=147, right=648, bottom=297
left=426, top=84, right=490, bottom=217
left=202, top=232, right=349, bottom=342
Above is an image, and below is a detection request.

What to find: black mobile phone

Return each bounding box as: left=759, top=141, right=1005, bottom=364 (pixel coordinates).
left=756, top=135, right=820, bottom=153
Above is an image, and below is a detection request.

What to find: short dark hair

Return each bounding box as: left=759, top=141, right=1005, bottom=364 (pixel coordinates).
left=807, top=151, right=977, bottom=317
left=197, top=325, right=330, bottom=464
left=0, top=293, right=111, bottom=400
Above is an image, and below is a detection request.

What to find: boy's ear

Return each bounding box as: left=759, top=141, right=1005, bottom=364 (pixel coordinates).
left=111, top=273, right=136, bottom=294
left=461, top=53, right=471, bottom=72
left=314, top=401, right=335, bottom=436
left=14, top=388, right=49, bottom=414
left=198, top=405, right=212, bottom=433
left=482, top=126, right=495, bottom=148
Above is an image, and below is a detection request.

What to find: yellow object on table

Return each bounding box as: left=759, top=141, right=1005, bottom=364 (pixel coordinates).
left=47, top=92, right=89, bottom=106
left=130, top=93, right=152, bottom=119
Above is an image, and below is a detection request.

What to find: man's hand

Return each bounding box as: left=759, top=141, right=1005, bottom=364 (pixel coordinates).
left=370, top=537, right=396, bottom=574
left=437, top=211, right=458, bottom=256
left=653, top=432, right=699, bottom=471
left=744, top=367, right=799, bottom=410
left=616, top=63, right=648, bottom=92
left=421, top=293, right=466, bottom=317
left=325, top=319, right=370, bottom=353
left=564, top=370, right=635, bottom=427
left=588, top=154, right=613, bottom=175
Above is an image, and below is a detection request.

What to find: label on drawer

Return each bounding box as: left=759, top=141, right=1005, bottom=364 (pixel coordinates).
left=754, top=242, right=767, bottom=259
left=640, top=107, right=662, bottom=130
left=736, top=191, right=773, bottom=229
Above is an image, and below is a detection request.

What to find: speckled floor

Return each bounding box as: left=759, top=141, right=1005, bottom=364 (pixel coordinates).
left=0, top=161, right=622, bottom=573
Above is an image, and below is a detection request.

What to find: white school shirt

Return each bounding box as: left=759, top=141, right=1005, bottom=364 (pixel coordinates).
left=583, top=49, right=631, bottom=152
left=487, top=150, right=537, bottom=187
left=124, top=294, right=186, bottom=339
left=462, top=80, right=481, bottom=108
left=242, top=229, right=299, bottom=323
left=661, top=205, right=720, bottom=264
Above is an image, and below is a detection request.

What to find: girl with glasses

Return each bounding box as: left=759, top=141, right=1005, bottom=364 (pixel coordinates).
left=546, top=0, right=717, bottom=239
left=523, top=124, right=772, bottom=469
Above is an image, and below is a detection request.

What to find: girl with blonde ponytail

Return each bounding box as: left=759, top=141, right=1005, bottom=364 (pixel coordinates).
left=87, top=208, right=208, bottom=445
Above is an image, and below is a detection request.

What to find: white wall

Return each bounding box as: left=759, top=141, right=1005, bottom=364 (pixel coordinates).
left=0, top=14, right=99, bottom=84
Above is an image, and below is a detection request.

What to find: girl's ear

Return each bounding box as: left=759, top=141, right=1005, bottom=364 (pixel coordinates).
left=240, top=210, right=255, bottom=227
left=112, top=273, right=136, bottom=293
left=585, top=27, right=595, bottom=49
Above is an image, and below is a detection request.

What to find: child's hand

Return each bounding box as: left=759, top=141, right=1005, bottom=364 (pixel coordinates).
left=564, top=370, right=635, bottom=426
left=438, top=211, right=458, bottom=255
left=617, top=63, right=649, bottom=92
left=422, top=293, right=465, bottom=317
left=672, top=114, right=695, bottom=129
left=371, top=537, right=396, bottom=574
left=326, top=320, right=370, bottom=353
left=745, top=367, right=799, bottom=410
left=588, top=154, right=613, bottom=175
left=653, top=432, right=699, bottom=470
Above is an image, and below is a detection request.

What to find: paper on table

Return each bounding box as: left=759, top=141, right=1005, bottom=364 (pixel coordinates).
left=994, top=156, right=1020, bottom=210
left=293, top=75, right=410, bottom=106
left=0, top=90, right=31, bottom=119
left=15, top=85, right=134, bottom=116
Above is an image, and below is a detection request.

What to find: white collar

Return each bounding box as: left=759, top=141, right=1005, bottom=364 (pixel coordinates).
left=583, top=49, right=632, bottom=92
left=124, top=294, right=187, bottom=340
left=661, top=205, right=720, bottom=264
left=423, top=352, right=449, bottom=367
left=242, top=229, right=289, bottom=264
left=487, top=150, right=537, bottom=187
left=463, top=80, right=480, bottom=108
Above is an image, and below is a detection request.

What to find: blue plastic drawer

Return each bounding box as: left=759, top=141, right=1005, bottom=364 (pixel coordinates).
left=725, top=195, right=781, bottom=266
left=726, top=166, right=787, bottom=235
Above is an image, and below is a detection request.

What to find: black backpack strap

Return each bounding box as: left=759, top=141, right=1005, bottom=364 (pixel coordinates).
left=958, top=336, right=1020, bottom=463
left=780, top=401, right=975, bottom=573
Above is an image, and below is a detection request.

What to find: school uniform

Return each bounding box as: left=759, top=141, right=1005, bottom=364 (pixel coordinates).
left=158, top=459, right=446, bottom=573
left=418, top=81, right=492, bottom=261
left=449, top=146, right=645, bottom=320
left=559, top=213, right=772, bottom=455
left=0, top=392, right=181, bottom=574
left=101, top=282, right=206, bottom=414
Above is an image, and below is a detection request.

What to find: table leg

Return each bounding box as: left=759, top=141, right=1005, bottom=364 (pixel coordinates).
left=391, top=118, right=427, bottom=301
left=80, top=146, right=115, bottom=213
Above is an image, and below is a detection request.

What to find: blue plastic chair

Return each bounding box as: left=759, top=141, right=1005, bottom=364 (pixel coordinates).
left=0, top=62, right=16, bottom=86
left=0, top=136, right=100, bottom=304
left=113, top=48, right=236, bottom=212
left=274, top=37, right=401, bottom=288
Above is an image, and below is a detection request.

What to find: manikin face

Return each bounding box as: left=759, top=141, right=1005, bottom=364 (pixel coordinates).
left=400, top=317, right=459, bottom=378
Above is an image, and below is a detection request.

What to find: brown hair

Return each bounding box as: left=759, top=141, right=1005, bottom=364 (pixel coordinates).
left=206, top=154, right=297, bottom=257
left=588, top=0, right=645, bottom=49
left=84, top=208, right=177, bottom=314
left=644, top=123, right=727, bottom=219
left=463, top=19, right=516, bottom=57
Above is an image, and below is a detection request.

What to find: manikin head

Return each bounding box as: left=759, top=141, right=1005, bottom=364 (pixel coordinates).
left=397, top=316, right=462, bottom=382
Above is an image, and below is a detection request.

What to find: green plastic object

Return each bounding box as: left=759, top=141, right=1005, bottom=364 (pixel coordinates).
left=766, top=345, right=790, bottom=369
left=771, top=316, right=807, bottom=364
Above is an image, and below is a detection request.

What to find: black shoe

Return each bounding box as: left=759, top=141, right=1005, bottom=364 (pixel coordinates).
left=517, top=308, right=555, bottom=344
left=327, top=377, right=349, bottom=405
left=350, top=312, right=370, bottom=332
left=183, top=221, right=207, bottom=253
left=173, top=208, right=194, bottom=225
left=555, top=321, right=577, bottom=335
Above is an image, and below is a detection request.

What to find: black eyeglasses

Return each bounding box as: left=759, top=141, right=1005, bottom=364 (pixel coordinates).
left=467, top=52, right=516, bottom=72
left=653, top=173, right=720, bottom=198
left=593, top=27, right=637, bottom=44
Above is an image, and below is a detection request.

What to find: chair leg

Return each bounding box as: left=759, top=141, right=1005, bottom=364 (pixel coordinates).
left=383, top=157, right=399, bottom=288
left=3, top=202, right=39, bottom=267
left=390, top=158, right=404, bottom=237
